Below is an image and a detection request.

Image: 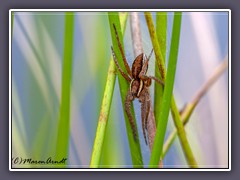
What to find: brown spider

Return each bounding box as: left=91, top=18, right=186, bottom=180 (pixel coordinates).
left=111, top=24, right=164, bottom=145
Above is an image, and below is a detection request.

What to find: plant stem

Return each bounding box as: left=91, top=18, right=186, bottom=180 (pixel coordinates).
left=90, top=58, right=117, bottom=167
left=130, top=12, right=143, bottom=56
left=148, top=12, right=181, bottom=166
left=108, top=12, right=143, bottom=167
left=170, top=96, right=198, bottom=167
left=162, top=57, right=228, bottom=158
left=130, top=12, right=155, bottom=146
left=145, top=12, right=166, bottom=80
left=130, top=12, right=163, bottom=168
left=154, top=12, right=167, bottom=126
left=148, top=12, right=197, bottom=168
left=90, top=13, right=128, bottom=168
left=55, top=12, right=75, bottom=167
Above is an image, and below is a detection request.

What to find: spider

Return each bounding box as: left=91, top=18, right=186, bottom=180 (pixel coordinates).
left=111, top=24, right=164, bottom=145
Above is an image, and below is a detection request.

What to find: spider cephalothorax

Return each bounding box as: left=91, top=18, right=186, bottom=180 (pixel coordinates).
left=111, top=24, right=164, bottom=145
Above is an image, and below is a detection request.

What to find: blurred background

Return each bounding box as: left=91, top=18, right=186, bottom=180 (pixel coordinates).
left=11, top=11, right=229, bottom=168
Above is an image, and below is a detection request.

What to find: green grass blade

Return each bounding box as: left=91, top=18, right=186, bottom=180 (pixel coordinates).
left=145, top=12, right=166, bottom=80
left=90, top=13, right=130, bottom=168
left=170, top=96, right=198, bottom=167
left=108, top=12, right=143, bottom=168
left=100, top=107, right=125, bottom=167
left=146, top=12, right=197, bottom=168
left=90, top=58, right=117, bottom=168
left=55, top=12, right=75, bottom=167
left=154, top=12, right=167, bottom=126
left=149, top=12, right=182, bottom=167
left=100, top=13, right=128, bottom=167
left=156, top=12, right=167, bottom=56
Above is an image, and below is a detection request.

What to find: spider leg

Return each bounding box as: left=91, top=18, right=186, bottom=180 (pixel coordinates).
left=125, top=90, right=138, bottom=142
left=140, top=74, right=164, bottom=87
left=148, top=48, right=154, bottom=60
left=145, top=90, right=151, bottom=132
left=112, top=24, right=133, bottom=78
left=140, top=99, right=148, bottom=145
left=148, top=76, right=164, bottom=86
left=111, top=46, right=132, bottom=82
left=139, top=88, right=149, bottom=145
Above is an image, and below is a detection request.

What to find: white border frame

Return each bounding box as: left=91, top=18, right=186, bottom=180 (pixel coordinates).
left=9, top=9, right=231, bottom=171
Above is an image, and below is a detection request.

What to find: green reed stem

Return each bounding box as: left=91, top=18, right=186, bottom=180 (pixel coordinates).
left=55, top=12, right=75, bottom=168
